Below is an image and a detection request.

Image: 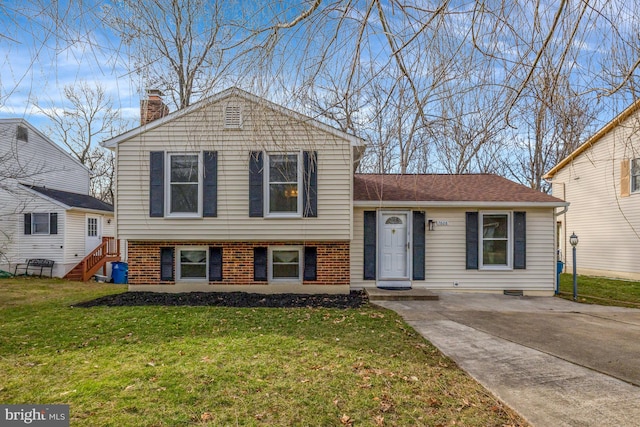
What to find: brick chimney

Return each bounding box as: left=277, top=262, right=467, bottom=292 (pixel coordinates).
left=140, top=89, right=170, bottom=125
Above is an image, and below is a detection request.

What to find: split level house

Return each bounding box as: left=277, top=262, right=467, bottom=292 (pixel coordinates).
left=103, top=87, right=567, bottom=295
left=0, top=119, right=117, bottom=279
left=545, top=99, right=640, bottom=280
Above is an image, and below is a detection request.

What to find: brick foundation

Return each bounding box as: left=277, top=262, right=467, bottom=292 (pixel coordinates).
left=127, top=241, right=350, bottom=286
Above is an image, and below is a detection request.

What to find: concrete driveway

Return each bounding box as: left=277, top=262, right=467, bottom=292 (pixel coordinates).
left=375, top=293, right=640, bottom=427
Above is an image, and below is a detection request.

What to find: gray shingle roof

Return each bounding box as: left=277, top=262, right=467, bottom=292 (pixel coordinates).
left=24, top=185, right=113, bottom=212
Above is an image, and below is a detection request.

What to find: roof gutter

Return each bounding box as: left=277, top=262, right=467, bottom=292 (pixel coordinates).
left=353, top=200, right=569, bottom=208
left=554, top=204, right=569, bottom=216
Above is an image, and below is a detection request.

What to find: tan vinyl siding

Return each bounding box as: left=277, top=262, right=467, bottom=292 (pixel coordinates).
left=351, top=207, right=556, bottom=291
left=116, top=96, right=352, bottom=241
left=552, top=113, right=640, bottom=279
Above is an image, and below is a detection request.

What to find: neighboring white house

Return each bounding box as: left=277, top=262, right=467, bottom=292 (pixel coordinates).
left=544, top=100, right=640, bottom=280
left=103, top=87, right=567, bottom=295
left=0, top=119, right=115, bottom=277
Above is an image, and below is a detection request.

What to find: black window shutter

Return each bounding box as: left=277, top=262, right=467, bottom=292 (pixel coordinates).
left=209, top=247, right=223, bottom=281
left=160, top=247, right=174, bottom=281
left=253, top=247, right=267, bottom=281
left=203, top=151, right=218, bottom=217
left=412, top=211, right=426, bottom=280
left=513, top=211, right=526, bottom=269
left=466, top=212, right=479, bottom=270
left=363, top=211, right=377, bottom=280
left=304, top=246, right=317, bottom=281
left=249, top=151, right=264, bottom=217
left=150, top=151, right=165, bottom=217
left=24, top=213, right=31, bottom=235
left=50, top=213, right=58, bottom=235
left=303, top=151, right=318, bottom=218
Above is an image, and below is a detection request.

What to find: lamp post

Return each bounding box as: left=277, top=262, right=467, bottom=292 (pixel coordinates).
left=570, top=232, right=579, bottom=301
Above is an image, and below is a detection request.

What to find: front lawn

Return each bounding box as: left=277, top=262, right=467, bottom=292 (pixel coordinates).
left=558, top=273, right=640, bottom=307
left=0, top=278, right=525, bottom=426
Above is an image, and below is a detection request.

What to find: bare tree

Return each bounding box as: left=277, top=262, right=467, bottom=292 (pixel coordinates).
left=103, top=0, right=235, bottom=109
left=507, top=57, right=600, bottom=192
left=32, top=81, right=127, bottom=202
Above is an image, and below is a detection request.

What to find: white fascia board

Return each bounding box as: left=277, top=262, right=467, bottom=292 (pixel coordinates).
left=353, top=200, right=570, bottom=208
left=68, top=207, right=115, bottom=215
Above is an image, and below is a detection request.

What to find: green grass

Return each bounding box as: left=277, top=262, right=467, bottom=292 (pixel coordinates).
left=558, top=273, right=640, bottom=307
left=0, top=277, right=526, bottom=426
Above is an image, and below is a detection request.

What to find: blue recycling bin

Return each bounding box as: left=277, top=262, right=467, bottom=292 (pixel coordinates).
left=112, top=262, right=129, bottom=284
left=556, top=260, right=564, bottom=294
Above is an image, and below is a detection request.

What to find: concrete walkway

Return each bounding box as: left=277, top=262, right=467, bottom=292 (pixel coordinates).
left=375, top=293, right=640, bottom=427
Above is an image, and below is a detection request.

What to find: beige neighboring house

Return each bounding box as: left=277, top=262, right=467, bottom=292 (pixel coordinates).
left=545, top=100, right=640, bottom=280
left=0, top=119, right=116, bottom=278
left=103, top=87, right=567, bottom=295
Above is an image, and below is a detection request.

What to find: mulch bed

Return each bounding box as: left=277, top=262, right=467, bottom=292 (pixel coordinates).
left=73, top=290, right=368, bottom=309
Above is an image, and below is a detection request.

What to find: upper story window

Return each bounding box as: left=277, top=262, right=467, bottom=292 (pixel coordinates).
left=266, top=152, right=301, bottom=217
left=632, top=159, right=640, bottom=193
left=168, top=153, right=201, bottom=216
left=480, top=212, right=512, bottom=269
left=16, top=125, right=28, bottom=142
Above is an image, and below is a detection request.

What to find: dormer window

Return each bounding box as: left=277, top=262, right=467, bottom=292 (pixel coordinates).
left=16, top=125, right=28, bottom=142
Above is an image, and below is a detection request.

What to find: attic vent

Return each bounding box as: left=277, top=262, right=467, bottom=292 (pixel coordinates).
left=224, top=105, right=242, bottom=129
left=16, top=125, right=28, bottom=142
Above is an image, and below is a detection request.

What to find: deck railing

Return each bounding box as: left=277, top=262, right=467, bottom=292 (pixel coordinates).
left=80, top=237, right=120, bottom=281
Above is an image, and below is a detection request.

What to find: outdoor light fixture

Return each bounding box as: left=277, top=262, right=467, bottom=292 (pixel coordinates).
left=107, top=219, right=112, bottom=224
left=428, top=219, right=435, bottom=231
left=570, top=232, right=578, bottom=301
left=569, top=233, right=579, bottom=247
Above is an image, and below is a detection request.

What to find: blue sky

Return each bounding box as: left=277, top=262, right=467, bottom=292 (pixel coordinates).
left=1, top=0, right=638, bottom=154
left=0, top=0, right=140, bottom=129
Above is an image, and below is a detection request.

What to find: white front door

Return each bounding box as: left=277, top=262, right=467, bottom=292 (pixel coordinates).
left=379, top=212, right=409, bottom=280
left=85, top=215, right=101, bottom=255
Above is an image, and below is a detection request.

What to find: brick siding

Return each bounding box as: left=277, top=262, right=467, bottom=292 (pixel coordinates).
left=127, top=241, right=350, bottom=286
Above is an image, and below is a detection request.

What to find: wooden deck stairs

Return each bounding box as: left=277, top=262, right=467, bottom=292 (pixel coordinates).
left=64, top=237, right=121, bottom=282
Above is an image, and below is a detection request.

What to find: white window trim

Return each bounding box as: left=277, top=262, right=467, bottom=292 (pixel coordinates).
left=631, top=158, right=640, bottom=193
left=268, top=246, right=303, bottom=283
left=479, top=211, right=513, bottom=271
left=31, top=213, right=50, bottom=235
left=264, top=151, right=303, bottom=218
left=165, top=152, right=203, bottom=218
left=176, top=246, right=208, bottom=281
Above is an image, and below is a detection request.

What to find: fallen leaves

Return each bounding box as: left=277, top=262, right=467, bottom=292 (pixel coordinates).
left=339, top=414, right=354, bottom=426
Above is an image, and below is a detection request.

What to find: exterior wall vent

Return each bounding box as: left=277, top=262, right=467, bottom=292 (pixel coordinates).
left=224, top=104, right=243, bottom=129
left=503, top=290, right=524, bottom=296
